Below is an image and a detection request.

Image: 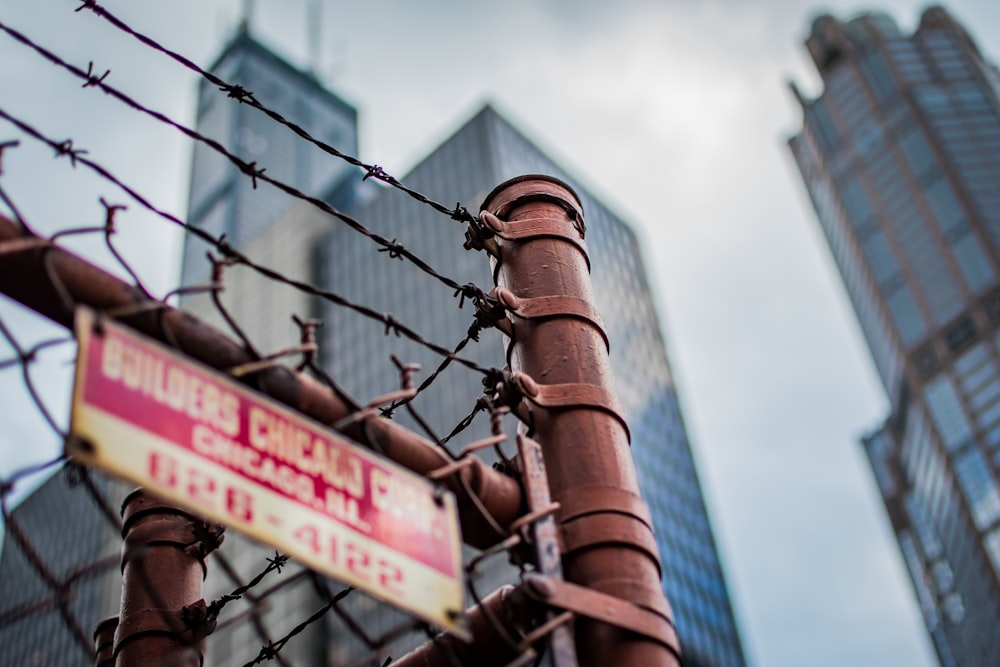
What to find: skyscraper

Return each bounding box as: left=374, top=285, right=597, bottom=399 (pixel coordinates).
left=180, top=25, right=359, bottom=290
left=789, top=7, right=1000, bottom=665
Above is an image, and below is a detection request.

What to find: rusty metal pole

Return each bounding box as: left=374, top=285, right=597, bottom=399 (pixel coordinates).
left=93, top=616, right=118, bottom=667
left=113, top=490, right=222, bottom=666
left=392, top=585, right=539, bottom=667
left=480, top=176, right=682, bottom=666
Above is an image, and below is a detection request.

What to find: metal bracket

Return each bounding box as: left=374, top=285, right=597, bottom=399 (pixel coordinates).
left=517, top=434, right=578, bottom=666
left=522, top=574, right=682, bottom=659
left=514, top=373, right=631, bottom=442
left=494, top=287, right=610, bottom=353
left=482, top=212, right=590, bottom=271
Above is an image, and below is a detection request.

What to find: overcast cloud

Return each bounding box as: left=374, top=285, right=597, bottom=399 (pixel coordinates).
left=1, top=1, right=999, bottom=665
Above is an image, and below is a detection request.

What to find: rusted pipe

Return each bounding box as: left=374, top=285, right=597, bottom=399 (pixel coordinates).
left=392, top=585, right=539, bottom=667
left=0, top=215, right=523, bottom=548
left=481, top=176, right=681, bottom=666
left=114, top=490, right=222, bottom=666
left=93, top=616, right=118, bottom=667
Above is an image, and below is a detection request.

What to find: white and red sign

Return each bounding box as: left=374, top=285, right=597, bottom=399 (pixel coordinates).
left=68, top=308, right=465, bottom=633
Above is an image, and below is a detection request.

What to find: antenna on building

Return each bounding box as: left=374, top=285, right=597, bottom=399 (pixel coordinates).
left=240, top=0, right=255, bottom=33
left=307, top=0, right=322, bottom=76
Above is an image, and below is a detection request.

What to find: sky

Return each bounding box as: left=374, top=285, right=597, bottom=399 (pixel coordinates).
left=1, top=1, right=999, bottom=666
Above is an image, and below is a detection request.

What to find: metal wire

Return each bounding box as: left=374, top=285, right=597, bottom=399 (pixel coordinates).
left=70, top=1, right=479, bottom=227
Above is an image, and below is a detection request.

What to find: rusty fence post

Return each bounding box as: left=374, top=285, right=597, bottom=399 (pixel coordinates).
left=480, top=175, right=682, bottom=667
left=113, top=489, right=223, bottom=666
left=93, top=616, right=118, bottom=667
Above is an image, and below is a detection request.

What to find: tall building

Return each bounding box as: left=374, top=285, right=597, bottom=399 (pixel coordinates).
left=1, top=26, right=748, bottom=667
left=180, top=25, right=359, bottom=289
left=789, top=7, right=1000, bottom=665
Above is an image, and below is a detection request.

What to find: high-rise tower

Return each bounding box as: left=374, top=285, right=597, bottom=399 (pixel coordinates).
left=180, top=25, right=358, bottom=289
left=789, top=7, right=1000, bottom=665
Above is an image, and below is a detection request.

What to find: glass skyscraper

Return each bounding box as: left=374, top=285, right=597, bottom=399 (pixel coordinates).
left=180, top=25, right=359, bottom=289
left=789, top=7, right=1000, bottom=665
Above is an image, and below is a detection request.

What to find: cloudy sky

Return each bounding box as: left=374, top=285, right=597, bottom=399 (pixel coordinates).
left=1, top=0, right=1000, bottom=665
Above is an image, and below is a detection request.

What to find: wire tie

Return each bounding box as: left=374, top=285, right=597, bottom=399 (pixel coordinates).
left=451, top=203, right=473, bottom=223
left=454, top=282, right=483, bottom=308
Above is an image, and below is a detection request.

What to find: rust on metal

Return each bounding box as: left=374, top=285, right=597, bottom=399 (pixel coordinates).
left=521, top=574, right=680, bottom=655
left=560, top=513, right=662, bottom=571
left=480, top=211, right=591, bottom=271
left=494, top=287, right=610, bottom=354
left=512, top=375, right=631, bottom=442
left=556, top=484, right=655, bottom=530
left=481, top=175, right=681, bottom=666
left=517, top=434, right=578, bottom=666
left=93, top=616, right=118, bottom=667
left=114, top=490, right=222, bottom=666
left=0, top=214, right=524, bottom=550
left=391, top=585, right=537, bottom=667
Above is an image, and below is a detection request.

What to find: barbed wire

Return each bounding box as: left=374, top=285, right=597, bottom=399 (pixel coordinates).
left=0, top=113, right=501, bottom=380
left=0, top=18, right=486, bottom=303
left=70, top=0, right=479, bottom=228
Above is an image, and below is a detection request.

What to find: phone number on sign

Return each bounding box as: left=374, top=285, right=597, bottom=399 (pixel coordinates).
left=149, top=450, right=405, bottom=596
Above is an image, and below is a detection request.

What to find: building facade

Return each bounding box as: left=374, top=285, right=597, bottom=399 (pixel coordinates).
left=180, top=26, right=359, bottom=289
left=789, top=7, right=1000, bottom=665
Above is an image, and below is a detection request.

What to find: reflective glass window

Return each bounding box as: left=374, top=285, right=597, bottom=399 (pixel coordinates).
left=985, top=528, right=1000, bottom=578
left=887, top=285, right=927, bottom=346
left=923, top=376, right=973, bottom=451
left=899, top=126, right=938, bottom=178
left=952, top=234, right=996, bottom=293
left=954, top=448, right=1000, bottom=529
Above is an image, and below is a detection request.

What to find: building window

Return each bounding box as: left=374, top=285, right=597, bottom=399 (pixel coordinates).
left=982, top=289, right=1000, bottom=323
left=952, top=234, right=996, bottom=293
left=953, top=448, right=1000, bottom=530
left=943, top=593, right=965, bottom=625
left=985, top=528, right=1000, bottom=578
left=943, top=315, right=978, bottom=354
left=923, top=376, right=973, bottom=451
left=887, top=285, right=928, bottom=346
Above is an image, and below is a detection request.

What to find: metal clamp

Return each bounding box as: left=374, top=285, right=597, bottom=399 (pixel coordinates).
left=494, top=287, right=610, bottom=353
left=481, top=212, right=590, bottom=270
left=516, top=434, right=578, bottom=666
left=522, top=574, right=681, bottom=659
left=514, top=372, right=631, bottom=442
